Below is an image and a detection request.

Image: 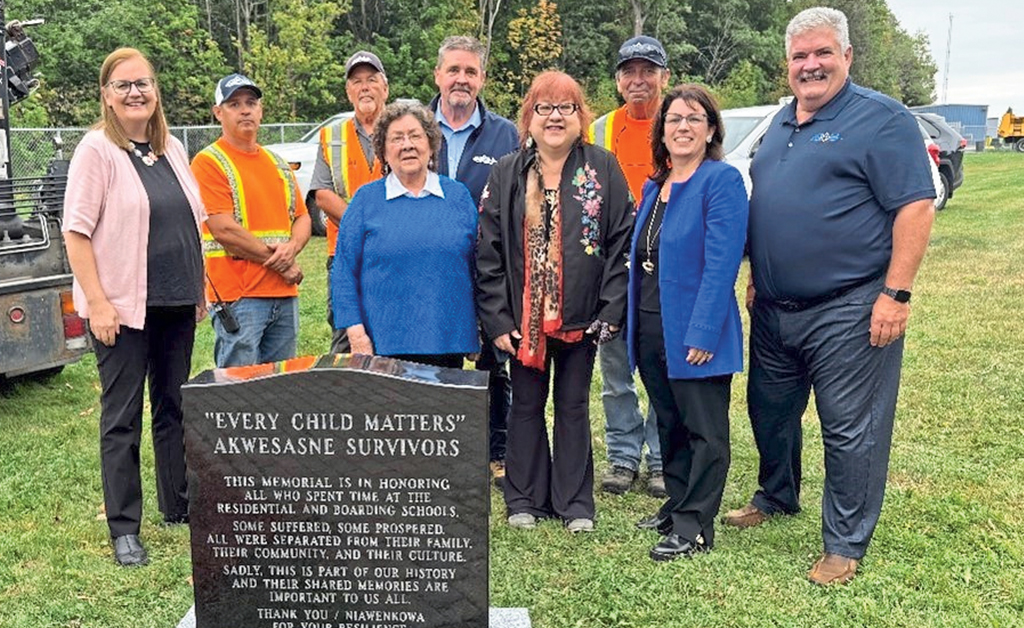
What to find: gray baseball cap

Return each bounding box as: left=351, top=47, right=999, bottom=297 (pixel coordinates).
left=215, top=73, right=262, bottom=105
left=345, top=51, right=386, bottom=79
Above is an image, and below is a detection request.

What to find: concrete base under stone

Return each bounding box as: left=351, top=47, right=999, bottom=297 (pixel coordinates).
left=177, top=605, right=531, bottom=628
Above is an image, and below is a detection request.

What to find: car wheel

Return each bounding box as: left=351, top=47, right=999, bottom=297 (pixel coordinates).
left=935, top=172, right=949, bottom=210
left=307, top=196, right=328, bottom=237
left=1016, top=138, right=1024, bottom=153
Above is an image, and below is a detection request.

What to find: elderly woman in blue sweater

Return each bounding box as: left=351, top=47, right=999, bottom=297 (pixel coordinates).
left=627, top=84, right=748, bottom=561
left=331, top=102, right=479, bottom=368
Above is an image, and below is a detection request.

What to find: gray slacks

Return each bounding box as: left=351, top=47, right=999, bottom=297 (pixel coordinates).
left=747, top=277, right=903, bottom=559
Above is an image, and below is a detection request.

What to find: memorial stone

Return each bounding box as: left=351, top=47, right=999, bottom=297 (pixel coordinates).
left=182, top=355, right=489, bottom=628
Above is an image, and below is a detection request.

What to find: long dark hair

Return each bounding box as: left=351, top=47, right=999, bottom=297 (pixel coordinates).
left=649, top=84, right=725, bottom=185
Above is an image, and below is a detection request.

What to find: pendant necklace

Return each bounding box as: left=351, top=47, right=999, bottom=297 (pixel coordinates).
left=128, top=141, right=158, bottom=167
left=642, top=196, right=666, bottom=275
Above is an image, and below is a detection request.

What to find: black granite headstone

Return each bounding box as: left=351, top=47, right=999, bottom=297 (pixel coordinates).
left=182, top=355, right=489, bottom=628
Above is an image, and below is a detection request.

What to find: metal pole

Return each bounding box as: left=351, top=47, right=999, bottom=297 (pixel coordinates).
left=0, top=0, right=13, bottom=180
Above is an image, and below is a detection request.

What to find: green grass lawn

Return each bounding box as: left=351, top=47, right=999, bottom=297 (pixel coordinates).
left=1, top=152, right=1022, bottom=627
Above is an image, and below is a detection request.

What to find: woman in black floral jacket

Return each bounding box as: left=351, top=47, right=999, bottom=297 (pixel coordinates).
left=476, top=71, right=634, bottom=533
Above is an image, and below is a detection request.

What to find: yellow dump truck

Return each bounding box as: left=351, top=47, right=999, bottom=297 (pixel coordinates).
left=997, top=108, right=1024, bottom=152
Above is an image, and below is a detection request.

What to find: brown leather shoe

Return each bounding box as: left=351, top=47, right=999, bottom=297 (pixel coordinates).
left=808, top=553, right=859, bottom=585
left=489, top=460, right=506, bottom=489
left=721, top=503, right=770, bottom=529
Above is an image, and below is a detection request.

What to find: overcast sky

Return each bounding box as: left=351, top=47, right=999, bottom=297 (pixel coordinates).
left=886, top=0, right=1023, bottom=119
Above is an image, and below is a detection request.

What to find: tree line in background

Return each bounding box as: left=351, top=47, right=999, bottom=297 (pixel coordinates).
left=9, top=0, right=937, bottom=127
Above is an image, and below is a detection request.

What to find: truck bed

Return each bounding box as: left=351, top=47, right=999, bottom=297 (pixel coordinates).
left=0, top=174, right=91, bottom=378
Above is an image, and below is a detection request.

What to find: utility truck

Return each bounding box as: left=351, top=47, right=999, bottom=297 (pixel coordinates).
left=0, top=17, right=90, bottom=380
left=997, top=108, right=1024, bottom=152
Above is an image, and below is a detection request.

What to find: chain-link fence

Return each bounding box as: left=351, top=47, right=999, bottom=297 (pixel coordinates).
left=8, top=122, right=318, bottom=178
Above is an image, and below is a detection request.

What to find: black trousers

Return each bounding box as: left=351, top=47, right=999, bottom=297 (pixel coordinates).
left=475, top=341, right=510, bottom=462
left=636, top=311, right=732, bottom=547
left=92, top=305, right=194, bottom=537
left=505, top=338, right=596, bottom=521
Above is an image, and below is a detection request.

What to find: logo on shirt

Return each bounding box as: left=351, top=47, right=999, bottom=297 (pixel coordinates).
left=472, top=154, right=498, bottom=165
left=811, top=132, right=842, bottom=143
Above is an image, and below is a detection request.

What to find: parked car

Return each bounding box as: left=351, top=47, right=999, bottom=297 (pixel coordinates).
left=721, top=101, right=943, bottom=207
left=264, top=112, right=353, bottom=236
left=913, top=112, right=966, bottom=209
left=720, top=102, right=785, bottom=195
left=917, top=124, right=948, bottom=210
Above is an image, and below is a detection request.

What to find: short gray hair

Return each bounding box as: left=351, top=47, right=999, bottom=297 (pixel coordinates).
left=436, top=35, right=486, bottom=69
left=785, top=7, right=850, bottom=57
left=372, top=102, right=443, bottom=175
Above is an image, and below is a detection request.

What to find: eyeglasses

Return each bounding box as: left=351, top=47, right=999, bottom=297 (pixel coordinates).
left=105, top=78, right=156, bottom=95
left=387, top=131, right=426, bottom=146
left=664, top=113, right=708, bottom=127
left=533, top=102, right=578, bottom=117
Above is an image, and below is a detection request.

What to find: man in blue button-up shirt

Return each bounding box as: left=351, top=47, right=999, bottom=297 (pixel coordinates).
left=428, top=36, right=519, bottom=489
left=722, top=6, right=935, bottom=586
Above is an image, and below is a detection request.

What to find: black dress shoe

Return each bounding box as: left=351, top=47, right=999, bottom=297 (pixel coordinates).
left=112, top=534, right=149, bottom=567
left=635, top=513, right=673, bottom=535
left=649, top=534, right=709, bottom=562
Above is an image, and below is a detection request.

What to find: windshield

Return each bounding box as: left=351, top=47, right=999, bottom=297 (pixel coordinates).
left=721, top=115, right=765, bottom=154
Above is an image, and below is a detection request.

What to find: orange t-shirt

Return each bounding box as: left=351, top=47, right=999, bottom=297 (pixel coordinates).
left=609, top=108, right=656, bottom=202
left=192, top=138, right=308, bottom=302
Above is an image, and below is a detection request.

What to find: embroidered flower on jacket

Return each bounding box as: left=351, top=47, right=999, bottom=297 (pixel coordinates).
left=572, top=164, right=603, bottom=256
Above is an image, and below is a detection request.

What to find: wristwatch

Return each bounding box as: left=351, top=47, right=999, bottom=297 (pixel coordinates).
left=881, top=286, right=912, bottom=303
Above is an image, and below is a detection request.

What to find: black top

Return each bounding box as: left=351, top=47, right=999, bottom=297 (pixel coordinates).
left=129, top=142, right=203, bottom=307
left=476, top=142, right=635, bottom=341
left=637, top=195, right=665, bottom=313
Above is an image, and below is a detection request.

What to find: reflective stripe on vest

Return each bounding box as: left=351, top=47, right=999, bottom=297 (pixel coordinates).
left=321, top=121, right=351, bottom=199
left=200, top=143, right=296, bottom=258
left=321, top=119, right=383, bottom=256
left=588, top=109, right=619, bottom=152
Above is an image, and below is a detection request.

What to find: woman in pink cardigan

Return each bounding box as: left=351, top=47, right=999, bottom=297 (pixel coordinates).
left=63, top=48, right=206, bottom=567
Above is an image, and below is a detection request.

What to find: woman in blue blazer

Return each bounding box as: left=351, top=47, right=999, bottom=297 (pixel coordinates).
left=626, top=85, right=749, bottom=561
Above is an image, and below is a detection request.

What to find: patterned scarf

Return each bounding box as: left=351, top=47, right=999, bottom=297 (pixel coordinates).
left=518, top=155, right=583, bottom=369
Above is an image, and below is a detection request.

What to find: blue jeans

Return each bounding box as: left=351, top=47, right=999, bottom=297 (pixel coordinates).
left=599, top=335, right=661, bottom=473
left=212, top=297, right=299, bottom=368
left=747, top=277, right=902, bottom=559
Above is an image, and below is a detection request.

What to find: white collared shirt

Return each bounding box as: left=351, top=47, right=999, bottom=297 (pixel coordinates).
left=384, top=171, right=446, bottom=200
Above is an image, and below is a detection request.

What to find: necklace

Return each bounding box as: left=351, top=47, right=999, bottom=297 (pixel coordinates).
left=128, top=141, right=158, bottom=167
left=642, top=196, right=666, bottom=275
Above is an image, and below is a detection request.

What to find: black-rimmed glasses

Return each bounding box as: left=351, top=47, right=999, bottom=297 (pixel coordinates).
left=106, top=78, right=156, bottom=95
left=533, top=102, right=578, bottom=116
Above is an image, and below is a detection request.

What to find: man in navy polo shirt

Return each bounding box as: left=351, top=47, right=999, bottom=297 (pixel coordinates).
left=722, top=7, right=935, bottom=585
left=428, top=35, right=519, bottom=489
